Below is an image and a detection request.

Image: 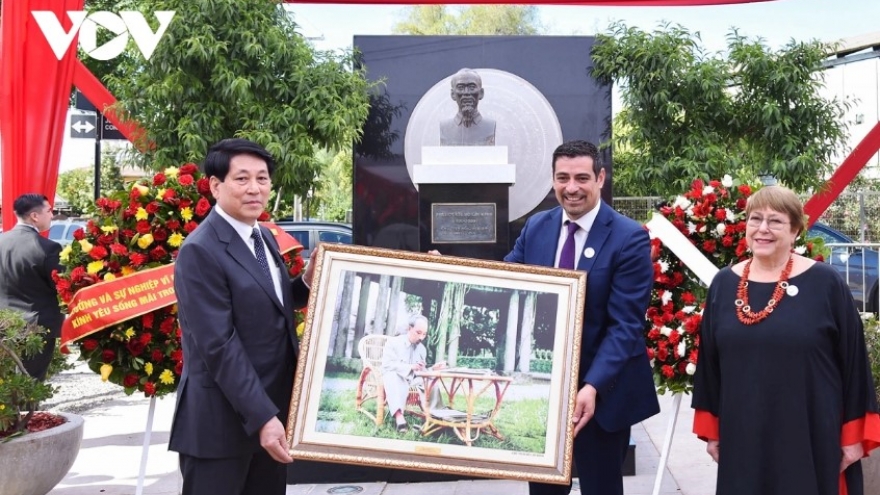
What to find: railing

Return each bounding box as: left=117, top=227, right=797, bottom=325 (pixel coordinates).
left=823, top=242, right=880, bottom=313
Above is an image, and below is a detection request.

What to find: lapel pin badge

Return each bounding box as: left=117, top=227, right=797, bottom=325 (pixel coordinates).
left=786, top=285, right=799, bottom=297
left=584, top=247, right=595, bottom=259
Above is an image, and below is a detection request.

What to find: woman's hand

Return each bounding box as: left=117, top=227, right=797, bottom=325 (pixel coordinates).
left=707, top=440, right=720, bottom=463
left=841, top=442, right=864, bottom=472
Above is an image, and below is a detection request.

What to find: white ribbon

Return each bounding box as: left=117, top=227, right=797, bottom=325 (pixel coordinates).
left=646, top=212, right=720, bottom=287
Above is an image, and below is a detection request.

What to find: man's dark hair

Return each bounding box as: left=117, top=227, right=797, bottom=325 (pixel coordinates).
left=202, top=138, right=275, bottom=181
left=12, top=193, right=49, bottom=218
left=551, top=140, right=602, bottom=176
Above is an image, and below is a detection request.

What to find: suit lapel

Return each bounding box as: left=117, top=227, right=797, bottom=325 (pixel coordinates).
left=539, top=208, right=564, bottom=267
left=577, top=202, right=613, bottom=274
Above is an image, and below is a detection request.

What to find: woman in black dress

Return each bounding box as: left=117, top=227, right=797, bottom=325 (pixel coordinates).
left=692, top=185, right=880, bottom=495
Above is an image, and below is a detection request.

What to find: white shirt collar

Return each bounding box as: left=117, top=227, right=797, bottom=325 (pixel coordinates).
left=214, top=205, right=259, bottom=244
left=562, top=201, right=601, bottom=233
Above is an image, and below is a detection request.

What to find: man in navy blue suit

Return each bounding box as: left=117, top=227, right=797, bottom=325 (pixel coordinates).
left=505, top=140, right=659, bottom=495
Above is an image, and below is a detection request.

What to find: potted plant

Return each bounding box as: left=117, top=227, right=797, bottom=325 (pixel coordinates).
left=0, top=308, right=84, bottom=495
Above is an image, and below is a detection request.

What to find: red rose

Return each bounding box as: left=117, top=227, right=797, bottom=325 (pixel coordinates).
left=681, top=292, right=696, bottom=304
left=661, top=365, right=675, bottom=379
left=127, top=339, right=145, bottom=356
left=175, top=361, right=183, bottom=375
left=184, top=221, right=198, bottom=233
left=702, top=240, right=716, bottom=253
left=101, top=349, right=116, bottom=363
left=162, top=189, right=177, bottom=202
left=166, top=220, right=181, bottom=231
left=196, top=177, right=211, bottom=195
left=139, top=332, right=153, bottom=345
left=179, top=198, right=192, bottom=208
left=646, top=348, right=655, bottom=360
left=153, top=173, right=167, bottom=186
left=142, top=313, right=154, bottom=328
left=195, top=197, right=211, bottom=217
left=89, top=245, right=108, bottom=260
left=714, top=209, right=727, bottom=221
left=55, top=278, right=71, bottom=292
left=152, top=228, right=168, bottom=242
left=81, top=338, right=99, bottom=351
left=144, top=381, right=156, bottom=396
left=130, top=187, right=142, bottom=199
left=160, top=317, right=176, bottom=335
left=668, top=330, right=681, bottom=346
left=150, top=245, right=168, bottom=261
left=136, top=220, right=152, bottom=235
left=178, top=174, right=194, bottom=186
left=111, top=243, right=128, bottom=256
left=180, top=163, right=199, bottom=175
left=122, top=229, right=136, bottom=240
left=151, top=349, right=164, bottom=362
left=171, top=349, right=183, bottom=362
left=70, top=266, right=86, bottom=283
left=97, top=234, right=114, bottom=246
left=657, top=347, right=669, bottom=361
left=146, top=201, right=161, bottom=214
left=72, top=228, right=85, bottom=241
left=123, top=374, right=139, bottom=388
left=258, top=211, right=270, bottom=222
left=738, top=184, right=751, bottom=196
left=647, top=328, right=661, bottom=341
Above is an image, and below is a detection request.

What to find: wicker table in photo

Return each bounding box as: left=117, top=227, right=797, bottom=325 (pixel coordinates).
left=415, top=369, right=513, bottom=446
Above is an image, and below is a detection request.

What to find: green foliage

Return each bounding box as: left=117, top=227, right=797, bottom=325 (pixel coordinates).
left=100, top=0, right=370, bottom=199
left=862, top=315, right=880, bottom=404
left=0, top=310, right=57, bottom=438
left=393, top=5, right=543, bottom=35
left=592, top=23, right=850, bottom=197
left=309, top=148, right=353, bottom=222
left=56, top=155, right=125, bottom=215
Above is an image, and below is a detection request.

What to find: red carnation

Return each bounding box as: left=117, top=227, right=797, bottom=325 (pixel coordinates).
left=101, top=349, right=116, bottom=363
left=171, top=349, right=183, bottom=362
left=166, top=220, right=181, bottom=231
left=81, top=338, right=99, bottom=352
left=179, top=198, right=192, bottom=208
left=144, top=381, right=156, bottom=396
left=136, top=220, right=152, bottom=235
left=70, top=266, right=86, bottom=283
left=146, top=201, right=161, bottom=214
left=180, top=163, right=199, bottom=175
left=127, top=339, right=145, bottom=356
left=178, top=174, right=194, bottom=186
left=702, top=240, right=716, bottom=253
left=647, top=328, right=661, bottom=341
left=122, top=229, right=136, bottom=240
left=175, top=361, right=183, bottom=375
left=129, top=252, right=149, bottom=267
left=714, top=209, right=727, bottom=221
left=661, top=365, right=675, bottom=379
left=142, top=313, right=154, bottom=328
left=55, top=278, right=71, bottom=292
left=123, top=374, right=139, bottom=388
left=646, top=348, right=655, bottom=360
left=97, top=234, right=114, bottom=246
left=258, top=211, right=270, bottom=222
left=111, top=243, right=128, bottom=256
left=139, top=332, right=153, bottom=345
left=162, top=188, right=177, bottom=202
left=151, top=349, right=164, bottom=362
left=195, top=197, right=211, bottom=217
left=184, top=221, right=198, bottom=233
left=657, top=347, right=669, bottom=362
left=72, top=228, right=85, bottom=241
left=159, top=317, right=175, bottom=335
left=150, top=245, right=168, bottom=261
left=89, top=245, right=108, bottom=260
left=152, top=228, right=168, bottom=242
left=738, top=184, right=751, bottom=196
left=196, top=177, right=211, bottom=195
left=153, top=173, right=167, bottom=186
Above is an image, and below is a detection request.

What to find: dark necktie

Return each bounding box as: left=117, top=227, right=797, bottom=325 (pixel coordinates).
left=251, top=228, right=273, bottom=281
left=558, top=221, right=580, bottom=269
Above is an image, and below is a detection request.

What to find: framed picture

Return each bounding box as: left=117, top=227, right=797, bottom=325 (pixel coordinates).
left=286, top=244, right=586, bottom=484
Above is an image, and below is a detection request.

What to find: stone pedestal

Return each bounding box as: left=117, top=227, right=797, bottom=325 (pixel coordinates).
left=414, top=146, right=515, bottom=260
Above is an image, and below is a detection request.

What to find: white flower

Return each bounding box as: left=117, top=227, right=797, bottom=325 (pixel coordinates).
left=703, top=185, right=715, bottom=196
left=721, top=175, right=733, bottom=188
left=715, top=223, right=726, bottom=235
left=650, top=359, right=656, bottom=368
left=794, top=246, right=806, bottom=255
left=660, top=291, right=673, bottom=306
left=686, top=363, right=697, bottom=375
left=726, top=209, right=736, bottom=223
left=699, top=225, right=707, bottom=233
left=677, top=341, right=686, bottom=358
left=661, top=326, right=673, bottom=337
left=658, top=260, right=669, bottom=273
left=688, top=222, right=697, bottom=234
left=672, top=196, right=691, bottom=210
left=682, top=305, right=696, bottom=314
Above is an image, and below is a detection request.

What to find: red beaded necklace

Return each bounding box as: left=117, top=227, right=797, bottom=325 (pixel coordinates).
left=735, top=255, right=794, bottom=325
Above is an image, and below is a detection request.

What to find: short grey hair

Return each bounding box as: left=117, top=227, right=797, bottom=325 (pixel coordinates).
left=409, top=314, right=428, bottom=328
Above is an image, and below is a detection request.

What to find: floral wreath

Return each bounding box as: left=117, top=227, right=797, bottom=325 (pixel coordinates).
left=53, top=166, right=305, bottom=397
left=646, top=176, right=825, bottom=394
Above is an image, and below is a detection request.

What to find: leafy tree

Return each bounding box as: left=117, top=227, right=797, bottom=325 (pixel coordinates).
left=308, top=148, right=352, bottom=222
left=393, top=5, right=543, bottom=35
left=99, top=0, right=370, bottom=199
left=592, top=23, right=850, bottom=196
left=56, top=155, right=125, bottom=215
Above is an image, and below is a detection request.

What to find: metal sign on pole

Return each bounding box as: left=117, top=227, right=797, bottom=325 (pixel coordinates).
left=69, top=114, right=97, bottom=139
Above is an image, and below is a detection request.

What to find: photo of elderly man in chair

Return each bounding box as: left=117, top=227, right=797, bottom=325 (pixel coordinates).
left=381, top=314, right=447, bottom=433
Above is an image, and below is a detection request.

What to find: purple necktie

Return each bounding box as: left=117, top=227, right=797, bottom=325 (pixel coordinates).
left=559, top=221, right=580, bottom=269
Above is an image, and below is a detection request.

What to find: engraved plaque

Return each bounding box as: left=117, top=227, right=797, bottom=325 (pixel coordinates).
left=431, top=203, right=497, bottom=243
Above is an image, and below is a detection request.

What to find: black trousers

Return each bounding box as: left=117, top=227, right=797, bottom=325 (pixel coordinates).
left=529, top=421, right=631, bottom=495
left=179, top=450, right=286, bottom=495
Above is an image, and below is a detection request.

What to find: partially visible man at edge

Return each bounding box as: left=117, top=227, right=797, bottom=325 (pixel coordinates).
left=0, top=193, right=64, bottom=381
left=504, top=140, right=659, bottom=495
left=170, top=138, right=315, bottom=495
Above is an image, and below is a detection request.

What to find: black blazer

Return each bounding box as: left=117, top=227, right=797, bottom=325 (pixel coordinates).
left=0, top=224, right=64, bottom=336
left=169, top=211, right=309, bottom=458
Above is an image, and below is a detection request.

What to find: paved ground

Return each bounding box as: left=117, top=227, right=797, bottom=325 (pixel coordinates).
left=45, top=361, right=717, bottom=495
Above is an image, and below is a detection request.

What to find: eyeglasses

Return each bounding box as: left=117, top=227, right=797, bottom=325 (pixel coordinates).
left=746, top=216, right=790, bottom=231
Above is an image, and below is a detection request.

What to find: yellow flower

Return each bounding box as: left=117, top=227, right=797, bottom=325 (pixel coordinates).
left=87, top=260, right=104, bottom=275
left=159, top=369, right=175, bottom=385
left=100, top=364, right=113, bottom=382
left=168, top=232, right=184, bottom=248
left=100, top=225, right=119, bottom=233
left=155, top=188, right=166, bottom=199
left=0, top=404, right=5, bottom=410
left=296, top=322, right=305, bottom=339
left=169, top=304, right=178, bottom=315
left=135, top=207, right=149, bottom=221
left=59, top=244, right=72, bottom=262
left=164, top=167, right=179, bottom=178
left=124, top=327, right=135, bottom=340
left=137, top=233, right=154, bottom=249
left=180, top=207, right=193, bottom=222
left=103, top=273, right=116, bottom=281
left=134, top=184, right=149, bottom=196
left=79, top=239, right=93, bottom=252
left=121, top=266, right=135, bottom=276
left=144, top=362, right=154, bottom=376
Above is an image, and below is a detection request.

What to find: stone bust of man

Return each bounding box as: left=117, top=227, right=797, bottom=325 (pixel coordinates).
left=439, top=68, right=496, bottom=146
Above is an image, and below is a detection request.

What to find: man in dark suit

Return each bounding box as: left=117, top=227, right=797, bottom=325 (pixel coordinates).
left=0, top=193, right=64, bottom=380
left=505, top=140, right=659, bottom=495
left=170, top=138, right=314, bottom=495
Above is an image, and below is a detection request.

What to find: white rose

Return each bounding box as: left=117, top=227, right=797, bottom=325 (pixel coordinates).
left=672, top=196, right=691, bottom=210
left=721, top=175, right=733, bottom=188
left=677, top=341, right=686, bottom=358
left=661, top=326, right=673, bottom=337
left=703, top=185, right=715, bottom=196
left=716, top=223, right=726, bottom=235
left=686, top=363, right=697, bottom=375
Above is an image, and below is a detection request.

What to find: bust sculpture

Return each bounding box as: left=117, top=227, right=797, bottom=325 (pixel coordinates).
left=439, top=68, right=496, bottom=146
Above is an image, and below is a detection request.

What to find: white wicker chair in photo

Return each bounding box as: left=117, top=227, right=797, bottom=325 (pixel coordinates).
left=355, top=334, right=423, bottom=426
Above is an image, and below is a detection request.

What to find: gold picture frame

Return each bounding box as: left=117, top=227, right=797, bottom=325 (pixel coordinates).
left=286, top=244, right=585, bottom=484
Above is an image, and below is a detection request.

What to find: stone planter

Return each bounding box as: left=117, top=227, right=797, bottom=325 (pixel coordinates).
left=0, top=412, right=84, bottom=495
